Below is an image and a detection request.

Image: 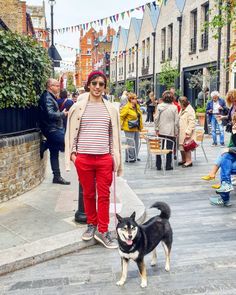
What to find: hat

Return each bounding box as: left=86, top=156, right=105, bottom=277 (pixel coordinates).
left=85, top=71, right=107, bottom=91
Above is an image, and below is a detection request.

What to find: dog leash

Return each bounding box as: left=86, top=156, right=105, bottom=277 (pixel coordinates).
left=113, top=171, right=117, bottom=228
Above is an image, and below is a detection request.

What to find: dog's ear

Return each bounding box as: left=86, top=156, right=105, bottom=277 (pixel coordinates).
left=116, top=214, right=123, bottom=223
left=130, top=211, right=136, bottom=221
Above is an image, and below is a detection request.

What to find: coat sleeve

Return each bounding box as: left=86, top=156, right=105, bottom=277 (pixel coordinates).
left=119, top=104, right=129, bottom=127
left=154, top=108, right=160, bottom=131
left=45, top=96, right=65, bottom=121
left=185, top=109, right=196, bottom=136
left=174, top=108, right=179, bottom=136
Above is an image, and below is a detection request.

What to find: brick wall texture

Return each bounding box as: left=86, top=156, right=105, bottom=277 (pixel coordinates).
left=0, top=132, right=46, bottom=202
left=0, top=0, right=25, bottom=34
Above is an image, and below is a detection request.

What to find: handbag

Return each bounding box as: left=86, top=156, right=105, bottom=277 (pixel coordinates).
left=225, top=122, right=232, bottom=133
left=183, top=139, right=198, bottom=152
left=128, top=118, right=139, bottom=129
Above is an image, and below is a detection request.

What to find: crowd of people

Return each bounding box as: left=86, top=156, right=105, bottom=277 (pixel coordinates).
left=38, top=71, right=236, bottom=251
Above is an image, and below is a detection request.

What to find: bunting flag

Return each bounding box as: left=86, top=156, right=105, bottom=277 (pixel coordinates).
left=54, top=0, right=166, bottom=34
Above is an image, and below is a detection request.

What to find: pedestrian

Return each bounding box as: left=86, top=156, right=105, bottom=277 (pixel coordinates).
left=145, top=91, right=156, bottom=123
left=120, top=92, right=143, bottom=162
left=120, top=90, right=128, bottom=109
left=154, top=90, right=179, bottom=170
left=57, top=89, right=74, bottom=130
left=170, top=86, right=181, bottom=112
left=72, top=92, right=79, bottom=103
left=65, top=71, right=122, bottom=249
left=206, top=91, right=226, bottom=147
left=38, top=78, right=70, bottom=185
left=178, top=96, right=196, bottom=168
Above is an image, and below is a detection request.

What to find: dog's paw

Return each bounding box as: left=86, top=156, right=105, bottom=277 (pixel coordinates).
left=116, top=280, right=125, bottom=286
left=140, top=281, right=147, bottom=288
left=165, top=265, right=170, bottom=272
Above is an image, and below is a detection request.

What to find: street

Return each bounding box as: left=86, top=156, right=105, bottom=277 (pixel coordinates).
left=1, top=135, right=236, bottom=295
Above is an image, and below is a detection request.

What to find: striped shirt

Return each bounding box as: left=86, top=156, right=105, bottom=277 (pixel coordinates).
left=72, top=102, right=112, bottom=154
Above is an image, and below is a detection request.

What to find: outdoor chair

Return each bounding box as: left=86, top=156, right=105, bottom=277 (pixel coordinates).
left=144, top=136, right=175, bottom=175
left=194, top=128, right=208, bottom=162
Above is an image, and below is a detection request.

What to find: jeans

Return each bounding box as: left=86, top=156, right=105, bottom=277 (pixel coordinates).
left=75, top=154, right=113, bottom=233
left=220, top=153, right=236, bottom=183
left=146, top=111, right=154, bottom=122
left=211, top=115, right=224, bottom=145
left=124, top=131, right=140, bottom=161
left=45, top=129, right=65, bottom=177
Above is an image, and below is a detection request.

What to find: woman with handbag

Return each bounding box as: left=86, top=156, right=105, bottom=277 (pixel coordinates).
left=120, top=93, right=143, bottom=162
left=178, top=96, right=196, bottom=168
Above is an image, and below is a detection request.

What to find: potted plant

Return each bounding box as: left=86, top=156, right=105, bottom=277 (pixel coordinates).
left=196, top=106, right=206, bottom=126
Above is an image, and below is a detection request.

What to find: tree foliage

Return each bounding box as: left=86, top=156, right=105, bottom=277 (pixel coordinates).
left=159, top=61, right=179, bottom=90
left=66, top=72, right=76, bottom=93
left=0, top=30, right=52, bottom=109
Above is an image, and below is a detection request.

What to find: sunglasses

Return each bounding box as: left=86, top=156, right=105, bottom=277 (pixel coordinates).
left=91, top=81, right=105, bottom=87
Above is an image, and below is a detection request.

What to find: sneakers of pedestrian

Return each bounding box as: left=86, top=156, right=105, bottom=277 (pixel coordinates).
left=220, top=143, right=225, bottom=147
left=209, top=196, right=232, bottom=207
left=52, top=176, right=71, bottom=185
left=211, top=143, right=217, bottom=147
left=216, top=181, right=234, bottom=193
left=81, top=224, right=97, bottom=241
left=231, top=177, right=236, bottom=186
left=94, top=230, right=118, bottom=249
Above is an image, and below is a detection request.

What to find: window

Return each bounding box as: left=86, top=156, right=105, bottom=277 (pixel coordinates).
left=161, top=28, right=166, bottom=62
left=87, top=49, right=91, bottom=55
left=167, top=24, right=173, bottom=60
left=190, top=9, right=197, bottom=53
left=87, top=38, right=91, bottom=45
left=201, top=3, right=209, bottom=50
left=142, top=40, right=145, bottom=68
left=146, top=37, right=150, bottom=67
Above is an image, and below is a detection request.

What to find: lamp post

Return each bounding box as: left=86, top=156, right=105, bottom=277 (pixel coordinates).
left=48, top=0, right=62, bottom=76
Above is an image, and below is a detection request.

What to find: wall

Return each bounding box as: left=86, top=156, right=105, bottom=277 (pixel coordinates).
left=0, top=132, right=46, bottom=202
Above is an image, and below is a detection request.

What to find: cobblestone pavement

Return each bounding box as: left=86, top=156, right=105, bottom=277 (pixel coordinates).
left=1, top=134, right=236, bottom=295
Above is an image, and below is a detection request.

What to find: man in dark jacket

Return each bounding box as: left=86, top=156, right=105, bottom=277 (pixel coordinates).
left=39, top=78, right=70, bottom=185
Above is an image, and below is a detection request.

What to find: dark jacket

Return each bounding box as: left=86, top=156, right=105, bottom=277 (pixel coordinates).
left=38, top=90, right=65, bottom=135
left=206, top=98, right=227, bottom=121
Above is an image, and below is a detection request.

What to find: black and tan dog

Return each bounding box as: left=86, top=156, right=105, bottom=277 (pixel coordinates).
left=116, top=201, right=173, bottom=288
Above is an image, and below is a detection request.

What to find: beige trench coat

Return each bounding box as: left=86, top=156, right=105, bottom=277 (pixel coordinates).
left=178, top=104, right=196, bottom=147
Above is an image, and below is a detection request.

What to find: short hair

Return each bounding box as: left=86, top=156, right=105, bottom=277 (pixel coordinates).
left=127, top=92, right=137, bottom=102
left=85, top=71, right=107, bottom=92
left=226, top=89, right=236, bottom=106
left=211, top=91, right=220, bottom=98
left=162, top=90, right=174, bottom=104
left=60, top=89, right=68, bottom=99
left=179, top=96, right=189, bottom=108
left=46, top=78, right=58, bottom=89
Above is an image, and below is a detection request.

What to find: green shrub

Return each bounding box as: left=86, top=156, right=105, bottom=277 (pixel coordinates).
left=0, top=30, right=51, bottom=109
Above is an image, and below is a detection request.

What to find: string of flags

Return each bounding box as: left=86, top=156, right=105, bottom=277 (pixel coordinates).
left=55, top=43, right=80, bottom=53
left=54, top=0, right=167, bottom=34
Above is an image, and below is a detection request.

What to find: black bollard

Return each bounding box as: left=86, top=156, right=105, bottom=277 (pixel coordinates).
left=75, top=183, right=87, bottom=223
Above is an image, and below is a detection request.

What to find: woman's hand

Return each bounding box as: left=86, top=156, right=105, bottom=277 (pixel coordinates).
left=185, top=133, right=191, bottom=139
left=71, top=153, right=77, bottom=164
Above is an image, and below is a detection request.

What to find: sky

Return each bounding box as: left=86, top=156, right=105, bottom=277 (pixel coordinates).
left=26, top=0, right=147, bottom=71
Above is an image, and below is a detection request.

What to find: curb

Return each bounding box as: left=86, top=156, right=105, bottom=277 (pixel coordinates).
left=0, top=178, right=145, bottom=276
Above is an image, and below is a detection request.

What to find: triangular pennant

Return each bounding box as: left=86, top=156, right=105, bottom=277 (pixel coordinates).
left=136, top=7, right=140, bottom=10
left=113, top=15, right=116, bottom=22
left=127, top=10, right=130, bottom=17
left=141, top=5, right=145, bottom=12
left=86, top=23, right=88, bottom=30
left=152, top=1, right=157, bottom=9
left=121, top=12, right=125, bottom=20
left=130, top=9, right=134, bottom=12
left=101, top=19, right=104, bottom=26
left=147, top=3, right=151, bottom=9
left=116, top=14, right=119, bottom=21
left=110, top=16, right=113, bottom=23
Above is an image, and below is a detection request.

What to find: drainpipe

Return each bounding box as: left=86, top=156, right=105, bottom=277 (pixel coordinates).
left=123, top=50, right=126, bottom=85
left=226, top=0, right=231, bottom=93
left=152, top=32, right=156, bottom=95
left=115, top=55, right=118, bottom=87
left=135, top=43, right=139, bottom=95
left=217, top=0, right=223, bottom=92
left=177, top=16, right=182, bottom=90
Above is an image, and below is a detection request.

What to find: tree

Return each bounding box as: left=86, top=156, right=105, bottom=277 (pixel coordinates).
left=66, top=72, right=76, bottom=93
left=159, top=61, right=179, bottom=91
left=139, top=79, right=152, bottom=99
left=125, top=81, right=134, bottom=92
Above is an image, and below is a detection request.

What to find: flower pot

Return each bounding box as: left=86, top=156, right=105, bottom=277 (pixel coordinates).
left=196, top=113, right=205, bottom=127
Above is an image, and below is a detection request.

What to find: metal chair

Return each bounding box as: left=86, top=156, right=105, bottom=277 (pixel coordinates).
left=144, top=136, right=175, bottom=175
left=194, top=128, right=208, bottom=162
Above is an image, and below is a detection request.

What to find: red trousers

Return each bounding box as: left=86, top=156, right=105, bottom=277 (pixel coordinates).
left=75, top=154, right=113, bottom=233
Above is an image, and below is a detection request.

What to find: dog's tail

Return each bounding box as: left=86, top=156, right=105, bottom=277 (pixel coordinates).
left=151, top=202, right=171, bottom=219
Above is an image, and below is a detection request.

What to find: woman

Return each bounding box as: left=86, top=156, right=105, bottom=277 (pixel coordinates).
left=154, top=91, right=179, bottom=170
left=65, top=71, right=122, bottom=249
left=57, top=89, right=74, bottom=130
left=120, top=93, right=143, bottom=162
left=178, top=96, right=196, bottom=168
left=146, top=91, right=157, bottom=123
left=218, top=89, right=236, bottom=132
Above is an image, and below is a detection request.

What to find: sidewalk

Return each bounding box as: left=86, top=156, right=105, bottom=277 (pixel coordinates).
left=0, top=154, right=145, bottom=276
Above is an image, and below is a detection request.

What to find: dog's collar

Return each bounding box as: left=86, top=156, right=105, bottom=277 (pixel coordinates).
left=119, top=242, right=136, bottom=252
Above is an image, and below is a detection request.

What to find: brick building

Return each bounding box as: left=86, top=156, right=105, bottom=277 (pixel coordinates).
left=75, top=27, right=116, bottom=88
left=0, top=0, right=35, bottom=36
left=27, top=2, right=49, bottom=48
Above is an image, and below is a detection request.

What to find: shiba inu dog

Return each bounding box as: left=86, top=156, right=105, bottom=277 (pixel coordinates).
left=116, top=201, right=173, bottom=288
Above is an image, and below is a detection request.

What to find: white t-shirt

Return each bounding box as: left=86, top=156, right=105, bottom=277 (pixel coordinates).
left=213, top=101, right=220, bottom=114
